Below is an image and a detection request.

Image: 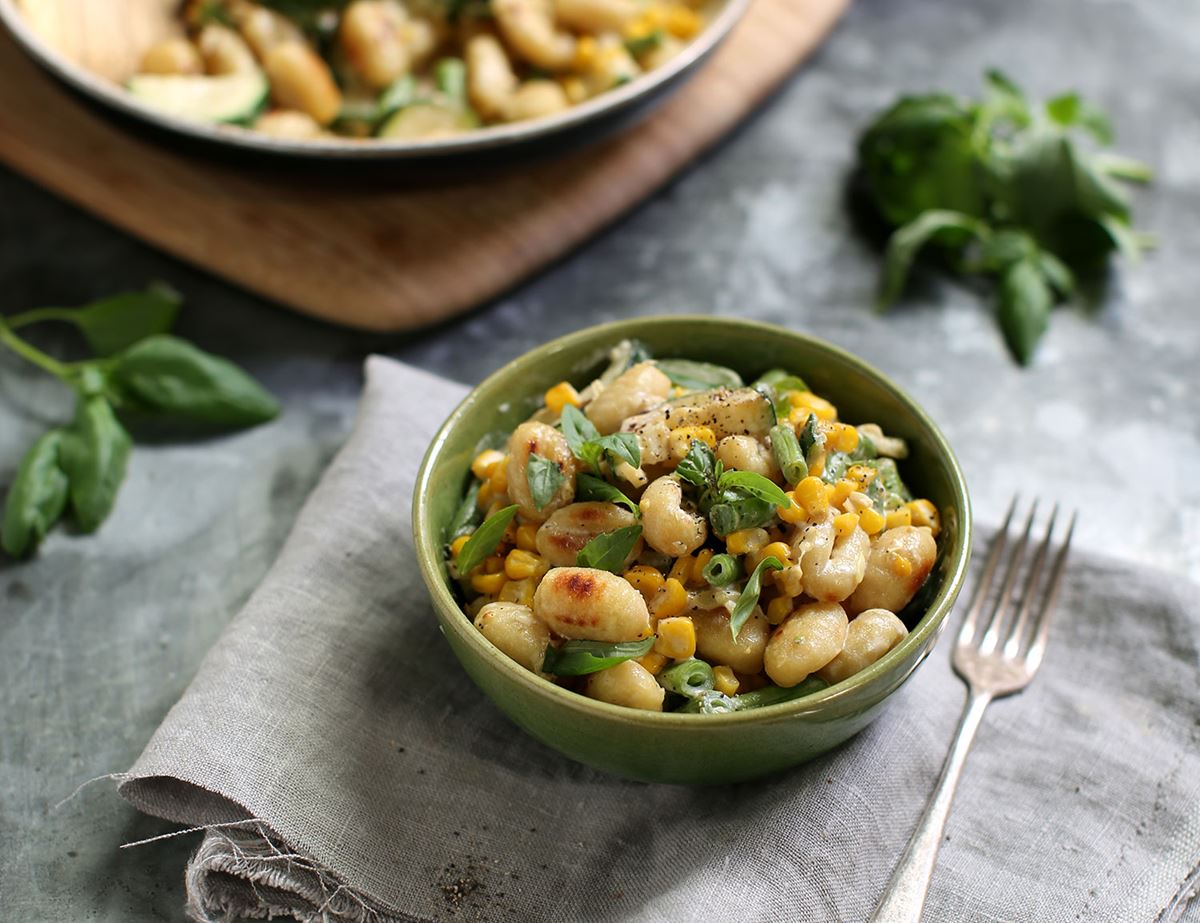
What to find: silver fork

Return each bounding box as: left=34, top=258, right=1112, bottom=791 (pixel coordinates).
left=869, top=497, right=1077, bottom=923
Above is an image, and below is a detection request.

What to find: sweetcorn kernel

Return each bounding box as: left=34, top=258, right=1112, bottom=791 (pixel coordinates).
left=726, top=528, right=769, bottom=555
left=759, top=541, right=791, bottom=565
left=488, top=461, right=508, bottom=494
left=654, top=616, right=697, bottom=659
left=691, top=549, right=714, bottom=585
left=471, top=449, right=505, bottom=480
left=886, top=507, right=913, bottom=530
left=561, top=76, right=587, bottom=104
left=908, top=499, right=941, bottom=536
left=859, top=508, right=886, bottom=535
left=624, top=565, right=666, bottom=599
left=515, top=523, right=540, bottom=551
left=787, top=392, right=837, bottom=422
left=449, top=534, right=471, bottom=557
left=831, top=423, right=860, bottom=454
left=471, top=572, right=505, bottom=595
left=651, top=577, right=689, bottom=619
left=713, top=665, right=740, bottom=696
left=544, top=381, right=581, bottom=414
left=891, top=553, right=914, bottom=578
left=846, top=464, right=878, bottom=489
left=637, top=651, right=669, bottom=675
left=573, top=35, right=597, bottom=69
left=833, top=512, right=860, bottom=540
left=829, top=479, right=856, bottom=508
left=498, top=577, right=535, bottom=607
left=504, top=548, right=543, bottom=580
left=476, top=480, right=495, bottom=510
left=669, top=425, right=717, bottom=460
left=795, top=476, right=829, bottom=518
left=766, top=595, right=794, bottom=625
left=668, top=555, right=693, bottom=584
left=483, top=554, right=505, bottom=574
left=664, top=4, right=701, bottom=37
left=778, top=495, right=808, bottom=525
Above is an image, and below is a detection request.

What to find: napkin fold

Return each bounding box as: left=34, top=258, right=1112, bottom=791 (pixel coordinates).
left=121, top=357, right=1200, bottom=923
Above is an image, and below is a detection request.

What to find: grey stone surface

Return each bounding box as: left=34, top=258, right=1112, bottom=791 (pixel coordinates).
left=1, top=0, right=1197, bottom=919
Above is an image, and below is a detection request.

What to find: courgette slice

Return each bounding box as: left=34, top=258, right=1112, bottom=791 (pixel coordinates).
left=127, top=71, right=269, bottom=125
left=377, top=103, right=477, bottom=139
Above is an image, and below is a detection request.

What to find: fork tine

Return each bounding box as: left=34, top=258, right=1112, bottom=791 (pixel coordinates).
left=1022, top=511, right=1076, bottom=674
left=978, top=499, right=1038, bottom=653
left=1002, top=504, right=1059, bottom=658
left=956, top=495, right=1018, bottom=647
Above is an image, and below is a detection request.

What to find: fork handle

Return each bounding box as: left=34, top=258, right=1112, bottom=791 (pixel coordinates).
left=869, top=689, right=994, bottom=923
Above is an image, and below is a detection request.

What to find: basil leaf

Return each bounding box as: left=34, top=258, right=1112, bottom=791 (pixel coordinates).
left=576, top=524, right=642, bottom=573
left=729, top=555, right=784, bottom=638
left=716, top=470, right=791, bottom=508
left=797, top=413, right=824, bottom=466
left=526, top=453, right=565, bottom=511
left=1045, top=92, right=1112, bottom=144
left=753, top=368, right=809, bottom=393
left=594, top=433, right=640, bottom=470
left=456, top=504, right=519, bottom=576
left=542, top=637, right=654, bottom=676
left=576, top=473, right=639, bottom=516
left=658, top=658, right=715, bottom=697
left=449, top=480, right=483, bottom=540
left=560, top=404, right=600, bottom=456
left=1, top=430, right=71, bottom=557
left=654, top=359, right=743, bottom=391
left=68, top=283, right=182, bottom=357
left=708, top=494, right=775, bottom=537
left=701, top=553, right=741, bottom=587
left=108, top=335, right=279, bottom=426
left=624, top=29, right=663, bottom=55
left=997, top=258, right=1053, bottom=365
left=60, top=396, right=132, bottom=533
left=675, top=439, right=718, bottom=490
left=880, top=210, right=991, bottom=308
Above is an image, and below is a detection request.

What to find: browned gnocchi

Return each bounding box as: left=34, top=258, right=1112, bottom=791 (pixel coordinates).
left=126, top=0, right=713, bottom=140
left=446, top=343, right=939, bottom=713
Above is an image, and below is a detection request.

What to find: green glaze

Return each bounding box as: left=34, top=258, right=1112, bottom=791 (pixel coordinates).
left=413, top=317, right=972, bottom=784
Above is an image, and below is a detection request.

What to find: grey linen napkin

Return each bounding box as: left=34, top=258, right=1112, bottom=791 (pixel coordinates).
left=121, top=356, right=1200, bottom=923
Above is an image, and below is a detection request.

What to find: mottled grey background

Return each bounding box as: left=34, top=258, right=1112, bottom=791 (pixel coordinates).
left=1, top=0, right=1197, bottom=918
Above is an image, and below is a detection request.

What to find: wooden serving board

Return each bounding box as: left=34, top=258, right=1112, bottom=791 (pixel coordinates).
left=0, top=0, right=848, bottom=332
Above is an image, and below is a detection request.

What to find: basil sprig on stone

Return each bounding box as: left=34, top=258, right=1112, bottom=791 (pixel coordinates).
left=0, top=285, right=279, bottom=558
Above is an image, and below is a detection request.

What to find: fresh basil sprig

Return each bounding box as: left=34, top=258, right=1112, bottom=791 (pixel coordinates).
left=858, top=69, right=1152, bottom=364
left=526, top=453, right=565, bottom=511
left=455, top=504, right=519, bottom=576
left=576, top=524, right=642, bottom=573
left=559, top=405, right=641, bottom=474
left=729, top=555, right=785, bottom=638
left=0, top=285, right=279, bottom=558
left=675, top=440, right=791, bottom=536
left=542, top=637, right=655, bottom=676
left=654, top=359, right=743, bottom=391
left=576, top=472, right=639, bottom=516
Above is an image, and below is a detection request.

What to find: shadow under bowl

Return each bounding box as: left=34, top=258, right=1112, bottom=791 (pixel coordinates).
left=414, top=316, right=972, bottom=784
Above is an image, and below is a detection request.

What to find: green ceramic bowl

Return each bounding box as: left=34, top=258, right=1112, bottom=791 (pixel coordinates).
left=413, top=316, right=972, bottom=784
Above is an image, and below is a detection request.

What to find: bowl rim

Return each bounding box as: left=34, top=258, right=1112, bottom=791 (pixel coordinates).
left=0, top=0, right=751, bottom=160
left=413, top=315, right=973, bottom=727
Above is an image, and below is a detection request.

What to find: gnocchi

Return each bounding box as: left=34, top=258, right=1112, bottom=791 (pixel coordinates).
left=446, top=342, right=942, bottom=713
left=128, top=0, right=716, bottom=139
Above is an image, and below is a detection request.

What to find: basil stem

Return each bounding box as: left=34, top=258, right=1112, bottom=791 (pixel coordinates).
left=701, top=553, right=742, bottom=587
left=455, top=504, right=519, bottom=576
left=657, top=658, right=715, bottom=698
left=729, top=555, right=785, bottom=638
left=770, top=423, right=807, bottom=486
